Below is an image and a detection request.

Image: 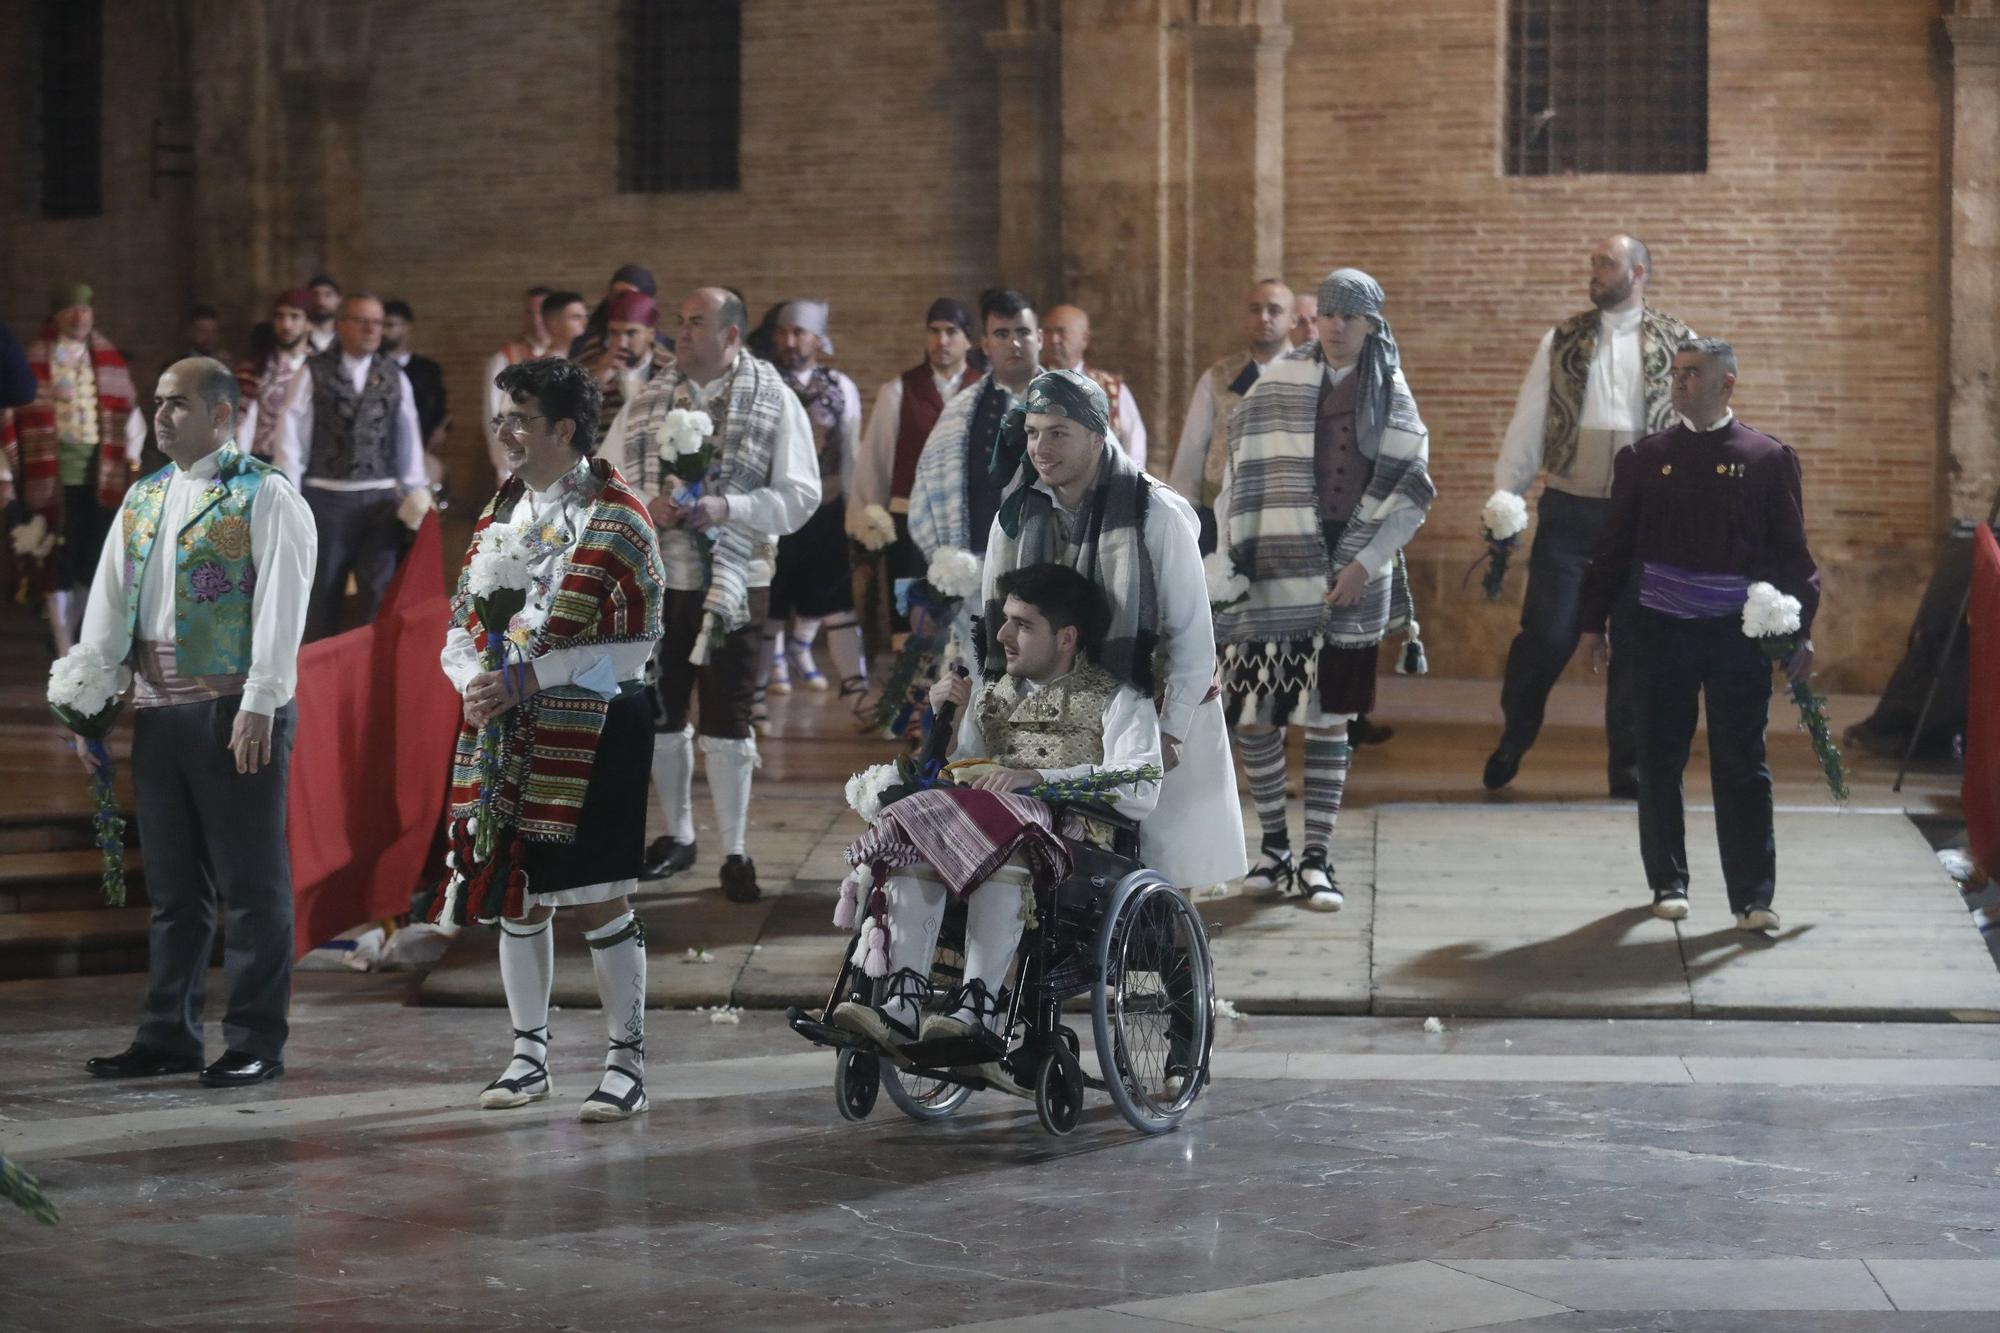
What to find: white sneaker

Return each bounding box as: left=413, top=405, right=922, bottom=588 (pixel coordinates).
left=1738, top=906, right=1781, bottom=933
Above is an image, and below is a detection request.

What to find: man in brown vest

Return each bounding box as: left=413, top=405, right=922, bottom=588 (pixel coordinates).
left=1484, top=234, right=1694, bottom=798
left=851, top=297, right=979, bottom=639
left=1168, top=278, right=1295, bottom=554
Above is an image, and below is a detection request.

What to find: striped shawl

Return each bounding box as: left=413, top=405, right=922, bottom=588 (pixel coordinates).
left=1217, top=346, right=1433, bottom=649
left=447, top=459, right=666, bottom=843
left=1, top=328, right=136, bottom=517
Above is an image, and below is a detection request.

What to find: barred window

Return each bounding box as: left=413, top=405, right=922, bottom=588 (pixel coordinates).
left=1505, top=0, right=1707, bottom=176
left=28, top=0, right=104, bottom=218
left=619, top=0, right=741, bottom=193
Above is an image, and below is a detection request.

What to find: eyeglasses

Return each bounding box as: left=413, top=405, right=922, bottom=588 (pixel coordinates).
left=490, top=413, right=548, bottom=436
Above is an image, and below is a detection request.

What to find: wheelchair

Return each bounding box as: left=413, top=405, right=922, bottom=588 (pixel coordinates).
left=788, top=803, right=1218, bottom=1136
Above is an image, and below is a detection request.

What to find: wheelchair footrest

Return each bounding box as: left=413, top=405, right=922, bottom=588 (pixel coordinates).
left=899, top=1032, right=1004, bottom=1069
left=787, top=1009, right=871, bottom=1053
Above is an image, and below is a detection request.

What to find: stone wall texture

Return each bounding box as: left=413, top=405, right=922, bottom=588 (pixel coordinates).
left=0, top=0, right=1960, bottom=690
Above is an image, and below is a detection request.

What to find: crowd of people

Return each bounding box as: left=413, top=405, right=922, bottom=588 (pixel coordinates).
left=2, top=233, right=1820, bottom=1111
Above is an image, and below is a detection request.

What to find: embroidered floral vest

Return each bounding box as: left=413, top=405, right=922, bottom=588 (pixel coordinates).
left=973, top=659, right=1121, bottom=772
left=305, top=349, right=402, bottom=481
left=1542, top=306, right=1691, bottom=479
left=121, top=448, right=272, bottom=675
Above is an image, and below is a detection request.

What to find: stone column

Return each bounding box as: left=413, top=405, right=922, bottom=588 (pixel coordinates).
left=983, top=9, right=1063, bottom=303
left=1944, top=11, right=2000, bottom=522
left=189, top=0, right=276, bottom=327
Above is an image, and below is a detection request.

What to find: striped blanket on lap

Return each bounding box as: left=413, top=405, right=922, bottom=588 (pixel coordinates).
left=846, top=787, right=1072, bottom=899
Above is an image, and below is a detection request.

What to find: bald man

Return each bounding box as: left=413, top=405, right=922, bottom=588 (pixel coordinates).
left=1288, top=291, right=1318, bottom=348
left=1169, top=278, right=1296, bottom=552
left=601, top=286, right=818, bottom=903
left=1484, top=234, right=1695, bottom=799
left=1040, top=304, right=1147, bottom=470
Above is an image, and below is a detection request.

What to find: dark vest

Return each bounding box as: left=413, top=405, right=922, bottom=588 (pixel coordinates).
left=306, top=350, right=402, bottom=481
left=789, top=365, right=852, bottom=502
left=892, top=363, right=979, bottom=502
left=963, top=379, right=1016, bottom=558
left=1314, top=369, right=1366, bottom=524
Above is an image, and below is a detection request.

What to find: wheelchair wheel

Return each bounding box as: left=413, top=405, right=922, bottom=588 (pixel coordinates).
left=882, top=1062, right=976, bottom=1121
left=1091, top=873, right=1214, bottom=1135
left=1034, top=1045, right=1083, bottom=1136
left=835, top=1047, right=879, bottom=1122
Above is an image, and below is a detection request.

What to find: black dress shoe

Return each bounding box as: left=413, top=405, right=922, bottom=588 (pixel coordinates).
left=200, top=1050, right=285, bottom=1087
left=1482, top=745, right=1523, bottom=791
left=1349, top=715, right=1396, bottom=746
left=85, top=1043, right=203, bottom=1079
left=720, top=854, right=760, bottom=904
left=640, top=835, right=698, bottom=881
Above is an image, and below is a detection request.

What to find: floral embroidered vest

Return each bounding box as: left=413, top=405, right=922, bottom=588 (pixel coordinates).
left=973, top=659, right=1121, bottom=771
left=1542, top=306, right=1691, bottom=479
left=122, top=448, right=272, bottom=674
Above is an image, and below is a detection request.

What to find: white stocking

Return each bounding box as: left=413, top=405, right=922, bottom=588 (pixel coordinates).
left=789, top=615, right=822, bottom=677
left=883, top=876, right=946, bottom=1029
left=700, top=734, right=759, bottom=857
left=959, top=880, right=1027, bottom=1029
left=497, top=917, right=554, bottom=1081
left=649, top=725, right=696, bottom=843
left=583, top=911, right=646, bottom=1100
left=822, top=610, right=866, bottom=687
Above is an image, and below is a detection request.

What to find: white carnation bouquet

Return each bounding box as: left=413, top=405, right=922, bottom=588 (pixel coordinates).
left=655, top=408, right=716, bottom=498
left=844, top=762, right=902, bottom=826
left=1203, top=551, right=1249, bottom=615
left=1474, top=489, right=1530, bottom=601
left=852, top=503, right=896, bottom=553
left=47, top=643, right=129, bottom=905
left=1742, top=581, right=1847, bottom=801
left=463, top=521, right=540, bottom=860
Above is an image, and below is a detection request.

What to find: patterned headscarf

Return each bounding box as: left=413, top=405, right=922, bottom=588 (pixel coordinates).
left=988, top=368, right=1113, bottom=537
left=1316, top=267, right=1401, bottom=458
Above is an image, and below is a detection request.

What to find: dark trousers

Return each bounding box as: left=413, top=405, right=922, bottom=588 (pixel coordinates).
left=1634, top=609, right=1777, bottom=912
left=133, top=697, right=296, bottom=1062
left=657, top=586, right=769, bottom=739
left=303, top=487, right=402, bottom=641
left=1498, top=488, right=1639, bottom=784
left=57, top=482, right=116, bottom=588
left=883, top=512, right=926, bottom=635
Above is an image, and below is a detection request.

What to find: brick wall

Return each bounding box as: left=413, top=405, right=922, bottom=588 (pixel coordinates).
left=1280, top=0, right=1945, bottom=688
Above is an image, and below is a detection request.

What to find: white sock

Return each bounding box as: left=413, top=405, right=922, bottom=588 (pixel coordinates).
left=758, top=623, right=781, bottom=688
left=960, top=881, right=1026, bottom=1029
left=884, top=876, right=946, bottom=1031
left=701, top=734, right=759, bottom=857
left=497, top=917, right=554, bottom=1082
left=46, top=590, right=75, bottom=656
left=649, top=725, right=696, bottom=843
left=583, top=911, right=646, bottom=1100
left=823, top=611, right=866, bottom=686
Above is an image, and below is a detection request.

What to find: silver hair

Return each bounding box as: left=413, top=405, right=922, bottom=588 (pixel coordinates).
left=1678, top=336, right=1737, bottom=378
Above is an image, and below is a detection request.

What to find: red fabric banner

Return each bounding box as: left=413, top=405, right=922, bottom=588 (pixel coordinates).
left=1966, top=523, right=2000, bottom=882
left=287, top=514, right=459, bottom=956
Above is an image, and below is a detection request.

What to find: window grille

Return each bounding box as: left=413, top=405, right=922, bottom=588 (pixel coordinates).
left=1505, top=0, right=1707, bottom=176
left=619, top=0, right=742, bottom=193
left=34, top=0, right=105, bottom=218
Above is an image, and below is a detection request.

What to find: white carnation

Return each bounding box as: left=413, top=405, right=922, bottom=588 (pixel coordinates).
left=657, top=407, right=716, bottom=461
left=1741, top=581, right=1802, bottom=640
left=1481, top=489, right=1529, bottom=541
left=856, top=504, right=897, bottom=552
left=844, top=762, right=901, bottom=824
left=9, top=514, right=55, bottom=561
left=1203, top=552, right=1249, bottom=608
left=48, top=643, right=120, bottom=718
left=926, top=547, right=982, bottom=601
left=465, top=523, right=536, bottom=597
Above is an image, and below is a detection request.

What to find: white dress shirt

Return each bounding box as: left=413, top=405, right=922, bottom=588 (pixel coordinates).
left=953, top=673, right=1163, bottom=817
left=599, top=356, right=820, bottom=592
left=1168, top=347, right=1282, bottom=504
left=852, top=366, right=974, bottom=517
left=1494, top=303, right=1658, bottom=498
left=78, top=443, right=318, bottom=717
left=439, top=458, right=657, bottom=696
left=307, top=325, right=335, bottom=354
left=271, top=352, right=427, bottom=494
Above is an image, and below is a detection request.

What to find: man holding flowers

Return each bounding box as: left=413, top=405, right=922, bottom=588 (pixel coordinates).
left=440, top=356, right=666, bottom=1122
left=66, top=358, right=316, bottom=1087
left=602, top=287, right=818, bottom=902
left=1578, top=338, right=1820, bottom=932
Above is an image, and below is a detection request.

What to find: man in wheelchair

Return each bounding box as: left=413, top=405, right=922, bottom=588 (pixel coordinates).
left=830, top=562, right=1161, bottom=1093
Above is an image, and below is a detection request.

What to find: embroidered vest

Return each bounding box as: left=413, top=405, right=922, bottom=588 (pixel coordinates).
left=788, top=365, right=851, bottom=499
left=1197, top=352, right=1262, bottom=506
left=1542, top=306, right=1691, bottom=479
left=249, top=355, right=304, bottom=460
left=974, top=660, right=1121, bottom=772
left=121, top=448, right=272, bottom=675
left=892, top=363, right=977, bottom=503
left=305, top=350, right=402, bottom=481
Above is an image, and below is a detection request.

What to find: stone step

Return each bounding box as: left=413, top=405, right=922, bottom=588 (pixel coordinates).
left=0, top=907, right=153, bottom=980
left=0, top=811, right=128, bottom=856
left=0, top=847, right=148, bottom=913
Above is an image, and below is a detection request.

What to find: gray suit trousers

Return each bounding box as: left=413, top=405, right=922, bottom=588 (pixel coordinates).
left=132, top=696, right=296, bottom=1062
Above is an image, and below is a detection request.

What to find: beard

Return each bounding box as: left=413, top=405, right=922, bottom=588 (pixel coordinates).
left=1592, top=275, right=1635, bottom=310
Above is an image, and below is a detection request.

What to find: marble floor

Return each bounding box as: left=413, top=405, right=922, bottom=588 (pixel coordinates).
left=3, top=973, right=1999, bottom=1331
